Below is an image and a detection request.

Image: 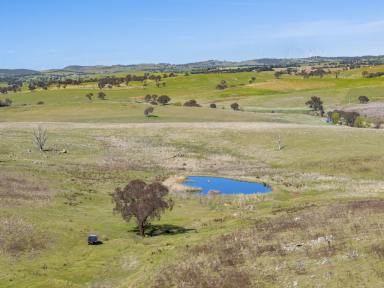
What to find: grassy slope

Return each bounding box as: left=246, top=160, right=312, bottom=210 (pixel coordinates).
left=1, top=69, right=383, bottom=123
left=1, top=67, right=384, bottom=287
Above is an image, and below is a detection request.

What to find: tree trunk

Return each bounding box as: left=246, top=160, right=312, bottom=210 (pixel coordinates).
left=139, top=222, right=145, bottom=237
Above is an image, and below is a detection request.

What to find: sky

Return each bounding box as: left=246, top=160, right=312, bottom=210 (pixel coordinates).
left=1, top=0, right=384, bottom=69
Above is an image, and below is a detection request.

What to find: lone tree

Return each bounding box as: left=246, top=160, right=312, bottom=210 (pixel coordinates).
left=358, top=95, right=369, bottom=104
left=144, top=106, right=154, bottom=117
left=98, top=91, right=106, bottom=100
left=157, top=95, right=171, bottom=105
left=112, top=180, right=173, bottom=237
left=33, top=126, right=48, bottom=152
left=230, top=102, right=240, bottom=111
left=305, top=96, right=324, bottom=115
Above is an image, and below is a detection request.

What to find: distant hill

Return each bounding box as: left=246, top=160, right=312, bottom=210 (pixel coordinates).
left=4, top=55, right=384, bottom=76
left=59, top=55, right=384, bottom=74
left=0, top=69, right=40, bottom=77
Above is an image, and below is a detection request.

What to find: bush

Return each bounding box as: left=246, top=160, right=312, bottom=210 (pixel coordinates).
left=210, top=103, right=217, bottom=108
left=331, top=111, right=340, bottom=124
left=37, top=101, right=44, bottom=105
left=354, top=116, right=369, bottom=128
left=184, top=100, right=201, bottom=107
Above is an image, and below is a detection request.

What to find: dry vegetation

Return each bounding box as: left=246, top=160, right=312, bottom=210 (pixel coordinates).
left=0, top=173, right=51, bottom=206
left=0, top=216, right=47, bottom=256
left=153, top=200, right=384, bottom=288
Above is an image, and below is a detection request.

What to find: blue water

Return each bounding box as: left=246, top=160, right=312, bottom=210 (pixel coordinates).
left=183, top=176, right=271, bottom=195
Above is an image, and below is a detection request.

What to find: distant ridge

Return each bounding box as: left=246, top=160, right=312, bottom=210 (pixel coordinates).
left=59, top=55, right=384, bottom=74
left=3, top=55, right=384, bottom=75
left=0, top=69, right=40, bottom=76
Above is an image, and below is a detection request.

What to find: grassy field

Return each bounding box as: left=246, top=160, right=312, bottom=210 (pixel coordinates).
left=1, top=68, right=384, bottom=287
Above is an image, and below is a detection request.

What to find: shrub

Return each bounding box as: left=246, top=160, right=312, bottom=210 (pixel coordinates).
left=354, top=116, right=368, bottom=128
left=210, top=103, right=217, bottom=108
left=331, top=111, right=340, bottom=124
left=184, top=99, right=201, bottom=107
left=36, top=101, right=44, bottom=105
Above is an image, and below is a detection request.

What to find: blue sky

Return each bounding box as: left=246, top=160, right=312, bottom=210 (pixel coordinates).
left=1, top=0, right=384, bottom=69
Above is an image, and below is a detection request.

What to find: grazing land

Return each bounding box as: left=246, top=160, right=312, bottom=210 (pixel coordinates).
left=1, top=65, right=384, bottom=287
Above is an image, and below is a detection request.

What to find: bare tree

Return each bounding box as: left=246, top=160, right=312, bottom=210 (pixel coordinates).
left=112, top=180, right=174, bottom=237
left=33, top=126, right=48, bottom=152
left=274, top=134, right=284, bottom=151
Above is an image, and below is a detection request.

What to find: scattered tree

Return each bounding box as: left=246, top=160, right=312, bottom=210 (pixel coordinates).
left=216, top=80, right=228, bottom=90
left=210, top=103, right=217, bottom=108
left=111, top=180, right=173, bottom=237
left=305, top=96, right=324, bottom=115
left=230, top=102, right=240, bottom=111
left=183, top=99, right=201, bottom=107
left=144, top=106, right=154, bottom=117
left=274, top=71, right=284, bottom=79
left=358, top=95, right=369, bottom=104
left=0, top=98, right=12, bottom=107
left=98, top=92, right=106, bottom=100
left=157, top=95, right=171, bottom=105
left=33, top=126, right=48, bottom=152
left=85, top=93, right=93, bottom=101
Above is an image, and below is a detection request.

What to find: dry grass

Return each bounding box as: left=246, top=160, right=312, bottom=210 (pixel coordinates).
left=152, top=199, right=384, bottom=287
left=0, top=173, right=51, bottom=206
left=0, top=216, right=47, bottom=256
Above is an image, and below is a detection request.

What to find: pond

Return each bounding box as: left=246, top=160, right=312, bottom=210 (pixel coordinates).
left=183, top=176, right=271, bottom=195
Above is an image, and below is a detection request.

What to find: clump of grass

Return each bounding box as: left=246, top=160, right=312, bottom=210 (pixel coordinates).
left=0, top=216, right=47, bottom=256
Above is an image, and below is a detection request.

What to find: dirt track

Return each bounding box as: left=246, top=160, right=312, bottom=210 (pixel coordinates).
left=0, top=121, right=337, bottom=130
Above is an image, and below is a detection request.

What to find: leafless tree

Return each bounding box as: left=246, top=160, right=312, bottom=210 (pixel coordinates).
left=274, top=134, right=284, bottom=151
left=33, top=126, right=48, bottom=152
